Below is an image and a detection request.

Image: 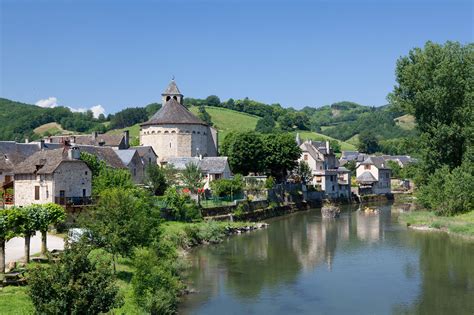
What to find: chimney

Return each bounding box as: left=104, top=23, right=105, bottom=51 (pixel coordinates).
left=25, top=138, right=29, bottom=144
left=123, top=130, right=130, bottom=148
left=326, top=141, right=330, bottom=154
left=39, top=139, right=45, bottom=150
left=68, top=145, right=81, bottom=160
left=92, top=131, right=98, bottom=139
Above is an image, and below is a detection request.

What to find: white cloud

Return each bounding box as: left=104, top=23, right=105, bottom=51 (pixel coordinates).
left=90, top=105, right=105, bottom=118
left=35, top=97, right=58, bottom=108
left=35, top=96, right=106, bottom=118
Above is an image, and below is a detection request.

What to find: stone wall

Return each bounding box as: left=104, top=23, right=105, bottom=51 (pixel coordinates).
left=14, top=174, right=54, bottom=206
left=140, top=124, right=217, bottom=160
left=53, top=161, right=92, bottom=198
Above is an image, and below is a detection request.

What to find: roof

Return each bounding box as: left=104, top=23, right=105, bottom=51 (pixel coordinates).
left=359, top=156, right=389, bottom=169
left=337, top=167, right=351, bottom=173
left=341, top=151, right=360, bottom=160
left=300, top=140, right=332, bottom=160
left=162, top=80, right=182, bottom=95
left=114, top=149, right=140, bottom=166
left=78, top=145, right=125, bottom=168
left=356, top=171, right=377, bottom=184
left=0, top=141, right=48, bottom=170
left=44, top=133, right=125, bottom=147
left=15, top=148, right=86, bottom=175
left=131, top=146, right=157, bottom=158
left=141, top=98, right=208, bottom=126
left=166, top=157, right=229, bottom=174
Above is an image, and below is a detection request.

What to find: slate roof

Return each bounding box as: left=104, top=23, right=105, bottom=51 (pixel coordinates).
left=300, top=142, right=322, bottom=161
left=359, top=156, right=389, bottom=169
left=166, top=157, right=229, bottom=174
left=356, top=171, right=377, bottom=184
left=77, top=145, right=125, bottom=168
left=131, top=146, right=157, bottom=158
left=15, top=148, right=86, bottom=175
left=341, top=151, right=360, bottom=160
left=141, top=98, right=207, bottom=126
left=45, top=134, right=125, bottom=147
left=162, top=80, right=182, bottom=95
left=0, top=141, right=42, bottom=168
left=337, top=167, right=351, bottom=173
left=114, top=149, right=140, bottom=166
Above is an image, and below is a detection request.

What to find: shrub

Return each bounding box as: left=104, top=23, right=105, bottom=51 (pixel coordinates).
left=210, top=174, right=244, bottom=197
left=162, top=187, right=202, bottom=222
left=265, top=176, right=276, bottom=189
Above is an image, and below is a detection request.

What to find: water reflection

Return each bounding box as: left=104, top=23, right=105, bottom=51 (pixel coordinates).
left=180, top=203, right=474, bottom=314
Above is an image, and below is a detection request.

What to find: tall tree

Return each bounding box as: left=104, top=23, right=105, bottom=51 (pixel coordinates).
left=180, top=163, right=205, bottom=205
left=357, top=130, right=379, bottom=154
left=0, top=209, right=15, bottom=275
left=11, top=205, right=40, bottom=263
left=222, top=131, right=266, bottom=175
left=37, top=203, right=66, bottom=256
left=262, top=133, right=302, bottom=181
left=255, top=115, right=276, bottom=133
left=145, top=164, right=168, bottom=195
left=389, top=41, right=473, bottom=174
left=198, top=106, right=213, bottom=126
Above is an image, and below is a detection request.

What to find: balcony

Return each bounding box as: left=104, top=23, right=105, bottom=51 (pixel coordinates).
left=55, top=196, right=93, bottom=206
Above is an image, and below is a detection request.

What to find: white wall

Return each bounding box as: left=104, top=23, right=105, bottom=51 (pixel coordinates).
left=14, top=174, right=54, bottom=207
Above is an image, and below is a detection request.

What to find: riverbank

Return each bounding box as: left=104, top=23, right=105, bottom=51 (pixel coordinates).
left=399, top=210, right=474, bottom=239
left=0, top=220, right=267, bottom=315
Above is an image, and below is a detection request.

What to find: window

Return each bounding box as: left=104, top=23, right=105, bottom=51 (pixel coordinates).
left=83, top=189, right=86, bottom=197
left=364, top=165, right=371, bottom=170
left=134, top=168, right=137, bottom=176
left=34, top=186, right=40, bottom=200
left=85, top=171, right=88, bottom=175
left=304, top=154, right=308, bottom=161
left=149, top=157, right=151, bottom=163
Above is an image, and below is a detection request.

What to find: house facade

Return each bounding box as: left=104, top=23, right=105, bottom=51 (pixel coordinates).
left=356, top=156, right=391, bottom=195
left=114, top=149, right=145, bottom=184
left=139, top=80, right=218, bottom=162
left=298, top=139, right=351, bottom=200
left=13, top=147, right=92, bottom=207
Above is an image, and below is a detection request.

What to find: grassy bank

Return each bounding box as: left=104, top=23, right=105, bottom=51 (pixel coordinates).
left=0, top=220, right=259, bottom=314
left=399, top=210, right=474, bottom=238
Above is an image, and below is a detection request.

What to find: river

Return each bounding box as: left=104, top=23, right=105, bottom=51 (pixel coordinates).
left=179, top=202, right=474, bottom=315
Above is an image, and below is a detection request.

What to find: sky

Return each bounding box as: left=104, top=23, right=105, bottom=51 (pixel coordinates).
left=0, top=0, right=472, bottom=116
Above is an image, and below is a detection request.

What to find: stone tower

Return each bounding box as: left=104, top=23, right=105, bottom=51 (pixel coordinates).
left=140, top=80, right=218, bottom=163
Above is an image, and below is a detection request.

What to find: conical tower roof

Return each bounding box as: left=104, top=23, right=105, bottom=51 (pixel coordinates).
left=162, top=79, right=182, bottom=95
left=141, top=98, right=207, bottom=126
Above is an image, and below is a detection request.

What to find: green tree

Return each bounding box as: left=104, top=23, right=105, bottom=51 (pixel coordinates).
left=28, top=241, right=122, bottom=314
left=210, top=174, right=244, bottom=197
left=295, top=161, right=312, bottom=184
left=83, top=188, right=158, bottom=268
left=222, top=131, right=266, bottom=175
left=11, top=205, right=41, bottom=263
left=389, top=41, right=473, bottom=175
left=198, top=106, right=213, bottom=126
left=255, top=115, right=276, bottom=133
left=205, top=95, right=221, bottom=107
left=262, top=133, right=302, bottom=181
left=277, top=114, right=293, bottom=131
left=162, top=164, right=179, bottom=187
left=387, top=160, right=402, bottom=179
left=0, top=209, right=15, bottom=276
left=357, top=130, right=379, bottom=153
left=329, top=140, right=341, bottom=153
left=162, top=187, right=201, bottom=222
left=145, top=164, right=168, bottom=195
left=37, top=203, right=66, bottom=256
left=93, top=168, right=134, bottom=196
left=345, top=160, right=357, bottom=176
left=180, top=163, right=205, bottom=205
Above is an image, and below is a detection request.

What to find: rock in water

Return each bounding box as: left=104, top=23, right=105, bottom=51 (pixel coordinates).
left=321, top=205, right=340, bottom=218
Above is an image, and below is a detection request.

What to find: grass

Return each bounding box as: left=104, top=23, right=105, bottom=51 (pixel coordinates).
left=346, top=134, right=359, bottom=147
left=33, top=122, right=74, bottom=136
left=0, top=286, right=34, bottom=314
left=399, top=210, right=474, bottom=238
left=394, top=114, right=416, bottom=130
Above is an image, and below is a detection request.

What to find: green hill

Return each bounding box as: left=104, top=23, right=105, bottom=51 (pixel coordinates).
left=106, top=105, right=355, bottom=151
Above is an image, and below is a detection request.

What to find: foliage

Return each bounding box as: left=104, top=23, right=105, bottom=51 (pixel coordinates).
left=255, top=114, right=276, bottom=133
left=262, top=133, right=302, bottom=181
left=131, top=247, right=183, bottom=315
left=162, top=187, right=201, bottom=222
left=27, top=240, right=122, bottom=314
left=145, top=164, right=168, bottom=196
left=162, top=164, right=179, bottom=187
left=329, top=140, right=341, bottom=153
left=109, top=107, right=148, bottom=129
left=345, top=160, right=357, bottom=175
left=145, top=102, right=162, bottom=117
left=294, top=161, right=312, bottom=184
left=221, top=131, right=266, bottom=175
left=210, top=174, right=244, bottom=197
left=180, top=163, right=204, bottom=194
left=83, top=187, right=159, bottom=258
left=389, top=41, right=473, bottom=175
left=387, top=160, right=402, bottom=178
left=264, top=176, right=276, bottom=189
left=80, top=152, right=106, bottom=177
left=417, top=163, right=474, bottom=216
left=197, top=106, right=213, bottom=126
left=357, top=130, right=380, bottom=153
left=93, top=168, right=134, bottom=196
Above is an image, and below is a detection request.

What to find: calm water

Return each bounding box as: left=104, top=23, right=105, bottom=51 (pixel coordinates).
left=179, top=202, right=474, bottom=315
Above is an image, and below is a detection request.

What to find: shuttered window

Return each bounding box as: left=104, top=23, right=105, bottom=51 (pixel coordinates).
left=35, top=186, right=40, bottom=200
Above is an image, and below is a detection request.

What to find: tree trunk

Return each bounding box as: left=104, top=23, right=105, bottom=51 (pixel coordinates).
left=0, top=240, right=5, bottom=280
left=24, top=235, right=31, bottom=263
left=41, top=230, right=47, bottom=256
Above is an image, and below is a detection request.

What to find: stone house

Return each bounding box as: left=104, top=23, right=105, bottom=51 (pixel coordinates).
left=13, top=147, right=92, bottom=207
left=140, top=80, right=218, bottom=163
left=356, top=156, right=391, bottom=195
left=114, top=149, right=145, bottom=184
left=166, top=156, right=232, bottom=189
left=131, top=146, right=158, bottom=169
left=298, top=140, right=351, bottom=200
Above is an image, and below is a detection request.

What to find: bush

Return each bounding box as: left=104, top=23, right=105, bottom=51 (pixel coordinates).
left=210, top=174, right=244, bottom=197
left=162, top=187, right=202, bottom=222
left=265, top=176, right=276, bottom=189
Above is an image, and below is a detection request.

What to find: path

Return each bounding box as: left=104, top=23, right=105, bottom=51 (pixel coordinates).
left=5, top=231, right=65, bottom=264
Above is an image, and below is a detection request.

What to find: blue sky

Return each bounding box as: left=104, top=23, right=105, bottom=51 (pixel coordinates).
left=1, top=0, right=472, bottom=116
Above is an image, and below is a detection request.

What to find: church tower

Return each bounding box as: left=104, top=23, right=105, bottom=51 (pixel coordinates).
left=162, top=79, right=183, bottom=105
